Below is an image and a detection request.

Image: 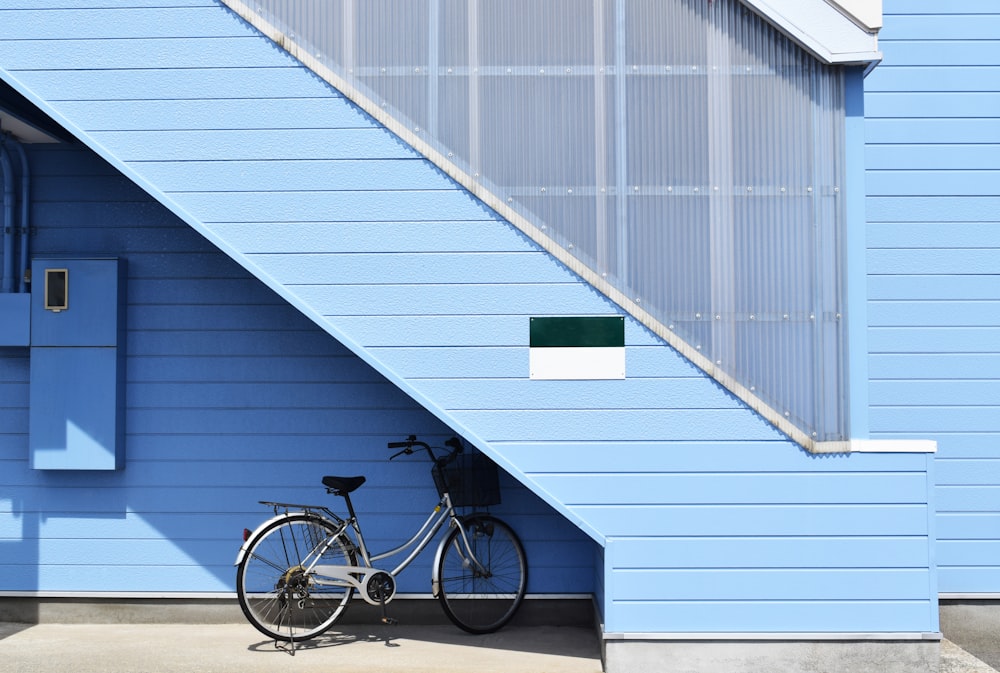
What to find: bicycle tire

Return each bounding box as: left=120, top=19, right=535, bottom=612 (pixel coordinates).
left=435, top=514, right=527, bottom=634
left=237, top=514, right=355, bottom=642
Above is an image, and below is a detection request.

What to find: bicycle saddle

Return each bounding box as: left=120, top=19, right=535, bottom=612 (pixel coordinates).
left=322, top=475, right=366, bottom=494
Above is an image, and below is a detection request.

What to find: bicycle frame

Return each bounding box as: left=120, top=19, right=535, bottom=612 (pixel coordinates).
left=238, top=491, right=488, bottom=607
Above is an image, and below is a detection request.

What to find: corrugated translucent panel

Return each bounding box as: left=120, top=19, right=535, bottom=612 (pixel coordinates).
left=245, top=0, right=847, bottom=442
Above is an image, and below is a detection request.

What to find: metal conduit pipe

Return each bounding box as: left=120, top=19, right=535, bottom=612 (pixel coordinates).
left=0, top=140, right=14, bottom=293
left=6, top=136, right=29, bottom=292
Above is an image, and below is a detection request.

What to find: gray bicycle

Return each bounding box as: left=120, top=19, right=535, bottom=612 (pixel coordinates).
left=235, top=435, right=528, bottom=643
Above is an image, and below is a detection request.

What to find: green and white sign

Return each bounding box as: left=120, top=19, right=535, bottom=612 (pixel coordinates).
left=529, top=316, right=625, bottom=380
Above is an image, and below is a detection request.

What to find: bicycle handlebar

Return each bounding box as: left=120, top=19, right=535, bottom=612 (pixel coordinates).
left=387, top=434, right=463, bottom=465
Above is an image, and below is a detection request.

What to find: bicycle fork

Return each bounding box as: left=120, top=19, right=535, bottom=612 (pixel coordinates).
left=430, top=517, right=491, bottom=597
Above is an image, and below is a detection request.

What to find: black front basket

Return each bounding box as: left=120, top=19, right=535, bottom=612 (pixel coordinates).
left=432, top=453, right=501, bottom=508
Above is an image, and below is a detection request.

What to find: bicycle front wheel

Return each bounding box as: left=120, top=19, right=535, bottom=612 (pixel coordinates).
left=435, top=515, right=527, bottom=634
left=237, top=514, right=355, bottom=642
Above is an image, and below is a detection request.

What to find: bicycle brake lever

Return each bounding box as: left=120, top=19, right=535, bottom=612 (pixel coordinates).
left=389, top=447, right=413, bottom=460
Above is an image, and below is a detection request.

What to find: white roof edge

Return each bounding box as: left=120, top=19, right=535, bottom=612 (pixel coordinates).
left=740, top=0, right=881, bottom=66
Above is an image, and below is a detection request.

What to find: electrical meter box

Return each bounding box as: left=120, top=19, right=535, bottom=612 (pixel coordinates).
left=29, top=258, right=126, bottom=470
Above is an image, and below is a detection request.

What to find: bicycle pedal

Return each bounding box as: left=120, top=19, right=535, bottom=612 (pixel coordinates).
left=381, top=617, right=399, bottom=625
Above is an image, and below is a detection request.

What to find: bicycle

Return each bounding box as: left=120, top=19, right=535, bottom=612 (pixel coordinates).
left=234, top=435, right=528, bottom=645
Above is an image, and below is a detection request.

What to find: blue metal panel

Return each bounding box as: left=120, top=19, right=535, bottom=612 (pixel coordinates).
left=31, top=259, right=122, bottom=347
left=28, top=347, right=122, bottom=470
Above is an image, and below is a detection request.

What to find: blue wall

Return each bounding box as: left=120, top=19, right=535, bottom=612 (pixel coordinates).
left=866, top=0, right=1000, bottom=594
left=0, top=141, right=596, bottom=595
left=0, top=0, right=940, bottom=636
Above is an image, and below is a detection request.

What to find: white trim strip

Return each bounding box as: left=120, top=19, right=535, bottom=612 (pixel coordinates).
left=850, top=440, right=937, bottom=454
left=603, top=631, right=942, bottom=642
left=940, top=594, right=1000, bottom=600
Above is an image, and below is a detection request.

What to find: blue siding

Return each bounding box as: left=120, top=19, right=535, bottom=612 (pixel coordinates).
left=867, top=1, right=1000, bottom=593
left=0, top=144, right=595, bottom=595
left=0, top=0, right=938, bottom=635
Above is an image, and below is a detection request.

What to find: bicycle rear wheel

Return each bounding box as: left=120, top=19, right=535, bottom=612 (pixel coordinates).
left=435, top=515, right=527, bottom=634
left=237, top=514, right=355, bottom=641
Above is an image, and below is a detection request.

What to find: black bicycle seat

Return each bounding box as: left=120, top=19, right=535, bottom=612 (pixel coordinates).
left=322, top=475, right=366, bottom=494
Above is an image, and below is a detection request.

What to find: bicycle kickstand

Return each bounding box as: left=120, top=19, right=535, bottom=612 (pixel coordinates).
left=378, top=591, right=398, bottom=626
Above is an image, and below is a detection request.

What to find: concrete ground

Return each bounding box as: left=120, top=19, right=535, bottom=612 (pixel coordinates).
left=1, top=599, right=999, bottom=672
left=942, top=601, right=1000, bottom=672
left=0, top=622, right=603, bottom=673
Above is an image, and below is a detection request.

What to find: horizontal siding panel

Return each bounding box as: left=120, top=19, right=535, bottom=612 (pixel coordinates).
left=141, top=159, right=452, bottom=193
left=414, top=378, right=737, bottom=411
left=453, top=409, right=781, bottom=443
left=937, top=486, right=1000, bottom=512
left=94, top=129, right=416, bottom=162
left=56, top=98, right=368, bottom=132
left=870, top=354, right=1000, bottom=379
left=867, top=249, right=1000, bottom=274
left=867, top=142, right=1000, bottom=168
left=868, top=327, right=1000, bottom=353
left=125, top=408, right=437, bottom=435
left=611, top=536, right=929, bottom=569
left=536, top=473, right=928, bottom=506
left=938, top=459, right=1000, bottom=485
left=873, top=40, right=1000, bottom=66
left=938, top=568, right=1000, bottom=594
left=869, top=300, right=1000, bottom=327
left=865, top=119, right=1000, bottom=142
left=869, top=275, right=1000, bottom=301
left=501, top=441, right=931, bottom=474
left=128, top=304, right=309, bottom=331
left=0, top=382, right=28, bottom=406
left=937, top=540, right=1000, bottom=565
left=8, top=67, right=324, bottom=101
left=872, top=381, right=1000, bottom=408
left=868, top=223, right=1000, bottom=249
left=126, top=355, right=382, bottom=383
left=252, top=252, right=574, bottom=285
left=126, top=278, right=288, bottom=306
left=0, top=7, right=251, bottom=40
left=2, top=564, right=231, bottom=593
left=607, top=600, right=935, bottom=634
left=612, top=569, right=931, bottom=601
left=936, top=513, right=1000, bottom=540
left=209, top=221, right=534, bottom=254
left=176, top=189, right=485, bottom=223
left=867, top=171, right=1000, bottom=197
left=0, top=512, right=247, bottom=540
left=875, top=15, right=1000, bottom=40
left=884, top=1, right=1000, bottom=13
left=127, top=381, right=408, bottom=410
left=866, top=92, right=1000, bottom=118
left=127, top=330, right=352, bottom=358
left=32, top=539, right=231, bottom=567
left=297, top=283, right=608, bottom=317
left=0, top=36, right=282, bottom=70
left=0, top=409, right=28, bottom=434
left=577, top=505, right=930, bottom=537
left=871, top=407, right=1000, bottom=433
left=868, top=197, right=1000, bottom=223
left=865, top=66, right=1000, bottom=93
left=3, top=1, right=216, bottom=7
